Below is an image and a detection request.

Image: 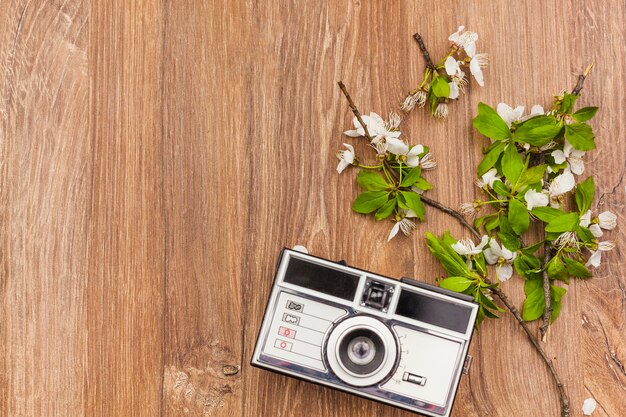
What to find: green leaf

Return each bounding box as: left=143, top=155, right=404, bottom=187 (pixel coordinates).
left=439, top=277, right=474, bottom=292
left=531, top=206, right=564, bottom=223
left=561, top=92, right=579, bottom=114
left=545, top=212, right=580, bottom=233
left=485, top=214, right=501, bottom=233
left=550, top=285, right=567, bottom=322
left=572, top=106, right=598, bottom=122
left=400, top=191, right=425, bottom=221
left=522, top=278, right=544, bottom=321
left=477, top=141, right=507, bottom=175
left=478, top=290, right=505, bottom=313
left=375, top=198, right=396, bottom=221
left=563, top=257, right=592, bottom=278
left=547, top=256, right=568, bottom=281
left=565, top=122, right=595, bottom=150
left=521, top=241, right=543, bottom=255
left=516, top=165, right=546, bottom=190
left=498, top=232, right=521, bottom=251
left=575, top=176, right=595, bottom=214
left=400, top=166, right=422, bottom=187
left=357, top=170, right=389, bottom=191
left=492, top=180, right=510, bottom=196
left=514, top=115, right=563, bottom=146
left=514, top=254, right=542, bottom=280
left=424, top=233, right=473, bottom=278
left=352, top=191, right=389, bottom=214
left=576, top=226, right=596, bottom=244
left=431, top=75, right=451, bottom=98
left=502, top=144, right=524, bottom=185
left=508, top=199, right=530, bottom=235
left=412, top=177, right=433, bottom=191
left=473, top=103, right=511, bottom=140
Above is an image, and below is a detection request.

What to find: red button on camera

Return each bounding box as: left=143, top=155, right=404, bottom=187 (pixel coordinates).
left=274, top=339, right=293, bottom=351
left=278, top=326, right=296, bottom=339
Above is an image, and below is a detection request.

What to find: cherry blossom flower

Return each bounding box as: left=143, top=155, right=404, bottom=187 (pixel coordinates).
left=401, top=90, right=427, bottom=112
left=548, top=168, right=575, bottom=206
left=497, top=103, right=525, bottom=127
left=554, top=231, right=580, bottom=250
left=469, top=53, right=488, bottom=87
left=448, top=26, right=478, bottom=57
left=434, top=102, right=449, bottom=118
left=388, top=210, right=417, bottom=241
left=484, top=239, right=517, bottom=281
left=386, top=139, right=424, bottom=167
left=476, top=168, right=501, bottom=189
left=586, top=241, right=615, bottom=268
left=452, top=236, right=490, bottom=256
left=459, top=202, right=477, bottom=218
left=344, top=112, right=401, bottom=145
left=444, top=56, right=466, bottom=98
left=524, top=188, right=549, bottom=210
left=580, top=210, right=617, bottom=237
left=551, top=139, right=585, bottom=175
left=336, top=143, right=355, bottom=174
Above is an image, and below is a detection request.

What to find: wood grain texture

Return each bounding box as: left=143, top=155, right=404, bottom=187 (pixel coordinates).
left=0, top=1, right=624, bottom=417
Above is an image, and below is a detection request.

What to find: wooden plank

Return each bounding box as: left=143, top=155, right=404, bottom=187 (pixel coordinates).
left=0, top=1, right=89, bottom=416
left=86, top=2, right=165, bottom=416
left=160, top=1, right=247, bottom=416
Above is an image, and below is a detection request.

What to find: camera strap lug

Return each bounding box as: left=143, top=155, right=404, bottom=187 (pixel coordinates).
left=462, top=355, right=473, bottom=375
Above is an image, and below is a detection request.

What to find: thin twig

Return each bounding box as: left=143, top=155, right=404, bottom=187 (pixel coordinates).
left=571, top=63, right=594, bottom=95
left=539, top=152, right=553, bottom=341
left=337, top=81, right=374, bottom=142
left=420, top=195, right=481, bottom=239
left=413, top=33, right=435, bottom=70
left=337, top=81, right=570, bottom=416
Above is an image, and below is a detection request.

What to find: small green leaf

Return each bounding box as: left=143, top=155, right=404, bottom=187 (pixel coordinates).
left=412, top=177, right=433, bottom=191
left=550, top=285, right=567, bottom=322
left=514, top=115, right=563, bottom=146
left=514, top=254, right=542, bottom=280
left=424, top=233, right=472, bottom=278
left=547, top=256, right=568, bottom=281
left=565, top=122, right=595, bottom=150
left=522, top=278, right=544, bottom=321
left=375, top=198, right=396, bottom=221
left=357, top=170, right=389, bottom=191
left=545, top=212, right=580, bottom=233
left=502, top=144, right=524, bottom=185
left=485, top=214, right=501, bottom=233
left=431, top=75, right=451, bottom=98
left=400, top=166, right=422, bottom=187
left=516, top=165, right=546, bottom=190
left=576, top=226, right=596, bottom=243
left=560, top=92, right=579, bottom=114
left=477, top=141, right=507, bottom=175
left=508, top=199, right=530, bottom=235
left=575, top=176, right=595, bottom=214
left=563, top=257, right=592, bottom=278
left=521, top=241, right=544, bottom=255
left=531, top=206, right=564, bottom=223
left=473, top=103, right=511, bottom=140
left=478, top=290, right=505, bottom=313
left=439, top=277, right=474, bottom=292
left=492, top=180, right=510, bottom=196
left=352, top=191, right=389, bottom=214
left=498, top=232, right=521, bottom=251
left=400, top=191, right=425, bottom=221
left=572, top=106, right=598, bottom=122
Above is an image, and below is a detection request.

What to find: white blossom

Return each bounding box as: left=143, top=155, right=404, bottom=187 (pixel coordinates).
left=551, top=139, right=585, bottom=175
left=448, top=26, right=478, bottom=57
left=586, top=240, right=615, bottom=268
left=444, top=56, right=467, bottom=98
left=386, top=138, right=424, bottom=167
left=388, top=210, right=417, bottom=241
left=452, top=236, right=490, bottom=256
left=336, top=143, right=355, bottom=174
left=469, top=53, right=488, bottom=87
left=554, top=231, right=579, bottom=250
left=418, top=152, right=437, bottom=170
left=497, top=103, right=525, bottom=127
left=459, top=202, right=477, bottom=218
left=524, top=188, right=549, bottom=210
left=434, top=102, right=449, bottom=119
left=582, top=397, right=597, bottom=415
left=548, top=168, right=576, bottom=206
left=483, top=239, right=517, bottom=281
left=344, top=112, right=401, bottom=146
left=476, top=168, right=501, bottom=189
left=598, top=211, right=617, bottom=230
left=401, top=90, right=427, bottom=112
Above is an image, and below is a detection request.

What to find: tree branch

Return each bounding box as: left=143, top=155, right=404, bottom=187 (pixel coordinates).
left=337, top=81, right=570, bottom=416
left=413, top=33, right=435, bottom=70
left=571, top=63, right=594, bottom=95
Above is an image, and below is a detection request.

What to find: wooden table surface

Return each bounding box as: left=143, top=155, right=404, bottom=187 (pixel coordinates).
left=1, top=1, right=624, bottom=416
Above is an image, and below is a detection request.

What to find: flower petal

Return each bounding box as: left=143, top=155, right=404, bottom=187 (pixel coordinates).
left=568, top=157, right=585, bottom=175
left=387, top=222, right=400, bottom=241
left=551, top=149, right=567, bottom=164
left=469, top=58, right=484, bottom=86
left=343, top=129, right=362, bottom=137
left=386, top=138, right=409, bottom=155
left=586, top=250, right=601, bottom=268
left=582, top=397, right=597, bottom=416
left=445, top=56, right=459, bottom=76
left=550, top=169, right=576, bottom=196
left=448, top=81, right=460, bottom=99
left=336, top=160, right=349, bottom=174
left=524, top=189, right=549, bottom=210
left=589, top=224, right=603, bottom=237
left=498, top=263, right=513, bottom=282
left=530, top=104, right=544, bottom=115
left=598, top=211, right=617, bottom=230
left=579, top=210, right=591, bottom=227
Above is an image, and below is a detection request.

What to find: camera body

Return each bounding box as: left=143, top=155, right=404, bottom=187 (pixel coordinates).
left=251, top=249, right=478, bottom=417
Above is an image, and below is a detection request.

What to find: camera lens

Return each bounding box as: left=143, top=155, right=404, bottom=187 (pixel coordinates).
left=338, top=329, right=385, bottom=375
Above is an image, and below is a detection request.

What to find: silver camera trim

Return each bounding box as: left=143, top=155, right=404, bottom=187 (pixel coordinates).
left=251, top=249, right=478, bottom=417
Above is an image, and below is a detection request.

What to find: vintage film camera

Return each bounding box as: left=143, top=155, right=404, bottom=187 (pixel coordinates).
left=251, top=249, right=478, bottom=417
